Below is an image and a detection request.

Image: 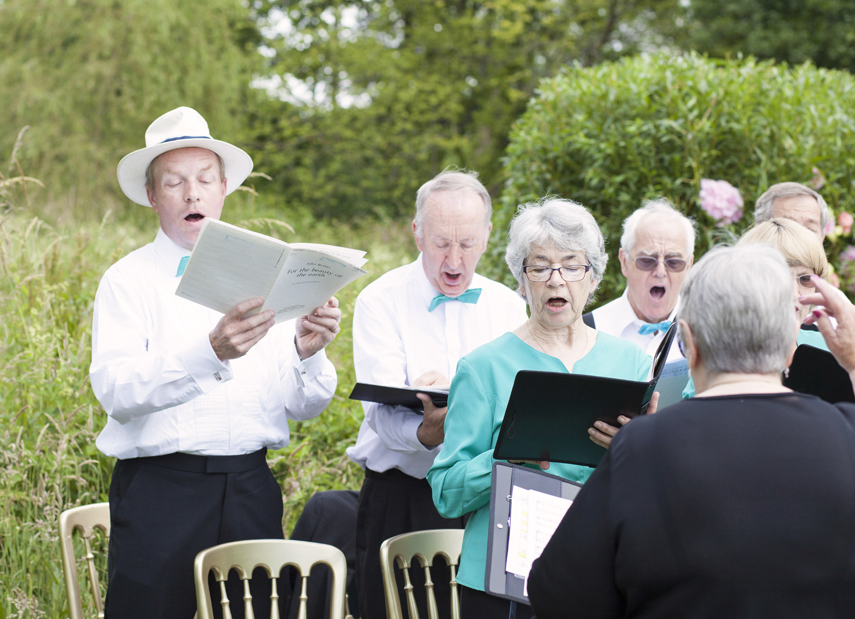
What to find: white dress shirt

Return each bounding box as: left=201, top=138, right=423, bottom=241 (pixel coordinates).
left=591, top=288, right=684, bottom=364
left=90, top=229, right=337, bottom=459
left=346, top=255, right=528, bottom=478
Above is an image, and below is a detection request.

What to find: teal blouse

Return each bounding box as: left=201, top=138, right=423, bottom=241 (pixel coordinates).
left=426, top=331, right=652, bottom=592
left=681, top=329, right=830, bottom=399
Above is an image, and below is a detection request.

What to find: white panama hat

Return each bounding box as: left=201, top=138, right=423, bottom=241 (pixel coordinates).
left=116, top=106, right=253, bottom=206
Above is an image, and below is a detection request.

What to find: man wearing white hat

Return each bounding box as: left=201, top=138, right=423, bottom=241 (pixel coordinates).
left=89, top=107, right=342, bottom=618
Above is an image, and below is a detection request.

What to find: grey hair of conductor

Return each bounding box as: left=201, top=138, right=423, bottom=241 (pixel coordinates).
left=505, top=198, right=608, bottom=305
left=754, top=182, right=829, bottom=233
left=678, top=244, right=796, bottom=376
left=413, top=169, right=492, bottom=239
left=620, top=198, right=697, bottom=257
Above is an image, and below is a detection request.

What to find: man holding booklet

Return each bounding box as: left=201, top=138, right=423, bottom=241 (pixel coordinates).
left=346, top=170, right=527, bottom=619
left=89, top=107, right=341, bottom=618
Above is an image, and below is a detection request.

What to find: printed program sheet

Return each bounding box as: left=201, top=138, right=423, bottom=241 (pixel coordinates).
left=504, top=485, right=574, bottom=595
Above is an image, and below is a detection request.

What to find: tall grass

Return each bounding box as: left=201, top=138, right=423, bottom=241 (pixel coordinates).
left=0, top=162, right=416, bottom=615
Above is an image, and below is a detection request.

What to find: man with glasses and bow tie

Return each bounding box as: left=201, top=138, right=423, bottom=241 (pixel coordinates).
left=585, top=199, right=695, bottom=364
left=347, top=170, right=527, bottom=619
left=89, top=107, right=341, bottom=618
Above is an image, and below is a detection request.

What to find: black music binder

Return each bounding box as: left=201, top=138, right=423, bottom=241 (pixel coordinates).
left=493, top=322, right=677, bottom=467
left=783, top=344, right=855, bottom=403
left=348, top=383, right=448, bottom=411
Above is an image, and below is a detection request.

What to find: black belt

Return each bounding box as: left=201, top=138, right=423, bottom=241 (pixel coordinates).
left=132, top=448, right=267, bottom=474
left=365, top=467, right=422, bottom=481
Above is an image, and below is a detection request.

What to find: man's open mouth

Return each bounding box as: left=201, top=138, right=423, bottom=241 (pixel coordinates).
left=650, top=286, right=665, bottom=300
left=185, top=213, right=204, bottom=222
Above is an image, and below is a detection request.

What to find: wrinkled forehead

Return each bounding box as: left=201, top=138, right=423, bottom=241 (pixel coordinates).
left=772, top=195, right=821, bottom=223
left=632, top=218, right=690, bottom=256
left=526, top=244, right=586, bottom=262
left=422, top=191, right=490, bottom=237
left=151, top=147, right=222, bottom=178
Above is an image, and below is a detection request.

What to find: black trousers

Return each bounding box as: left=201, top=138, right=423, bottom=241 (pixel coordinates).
left=459, top=585, right=534, bottom=619
left=286, top=490, right=360, bottom=619
left=104, top=449, right=284, bottom=619
left=355, top=468, right=465, bottom=619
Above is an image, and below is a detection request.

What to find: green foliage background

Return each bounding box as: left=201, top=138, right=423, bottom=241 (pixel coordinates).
left=487, top=53, right=855, bottom=304
left=0, top=0, right=261, bottom=217
left=4, top=0, right=855, bottom=615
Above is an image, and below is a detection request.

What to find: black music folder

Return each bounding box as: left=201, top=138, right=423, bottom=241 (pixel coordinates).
left=485, top=462, right=582, bottom=604
left=493, top=322, right=677, bottom=468
left=348, top=383, right=448, bottom=411
left=783, top=344, right=855, bottom=403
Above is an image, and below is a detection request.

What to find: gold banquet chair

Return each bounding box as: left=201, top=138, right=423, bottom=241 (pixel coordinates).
left=194, top=539, right=351, bottom=619
left=379, top=529, right=465, bottom=619
left=58, top=502, right=111, bottom=619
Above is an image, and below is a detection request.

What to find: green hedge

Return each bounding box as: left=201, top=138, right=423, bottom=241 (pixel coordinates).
left=487, top=52, right=855, bottom=304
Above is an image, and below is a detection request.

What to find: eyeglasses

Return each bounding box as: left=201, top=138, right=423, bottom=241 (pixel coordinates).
left=795, top=274, right=816, bottom=289
left=629, top=254, right=688, bottom=273
left=522, top=264, right=592, bottom=283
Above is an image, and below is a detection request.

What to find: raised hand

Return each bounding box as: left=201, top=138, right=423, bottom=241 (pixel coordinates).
left=295, top=297, right=342, bottom=360
left=210, top=298, right=276, bottom=361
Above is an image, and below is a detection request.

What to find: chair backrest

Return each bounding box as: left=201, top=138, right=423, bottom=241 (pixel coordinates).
left=58, top=502, right=111, bottom=619
left=379, top=529, right=465, bottom=619
left=194, top=539, right=349, bottom=619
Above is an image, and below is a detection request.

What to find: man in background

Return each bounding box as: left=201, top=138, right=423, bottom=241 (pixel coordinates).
left=347, top=170, right=528, bottom=619
left=588, top=199, right=695, bottom=364
left=754, top=181, right=828, bottom=242
left=90, top=106, right=341, bottom=618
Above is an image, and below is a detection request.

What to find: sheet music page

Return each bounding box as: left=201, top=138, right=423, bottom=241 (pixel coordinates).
left=261, top=248, right=367, bottom=322
left=291, top=242, right=368, bottom=267
left=175, top=219, right=290, bottom=314
left=505, top=485, right=574, bottom=590
left=661, top=359, right=689, bottom=377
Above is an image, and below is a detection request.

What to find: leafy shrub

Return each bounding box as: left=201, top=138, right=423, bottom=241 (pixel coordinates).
left=487, top=52, right=855, bottom=304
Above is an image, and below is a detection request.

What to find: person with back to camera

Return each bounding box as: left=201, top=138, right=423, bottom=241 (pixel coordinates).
left=527, top=244, right=855, bottom=619
left=426, top=198, right=652, bottom=618
left=682, top=217, right=830, bottom=398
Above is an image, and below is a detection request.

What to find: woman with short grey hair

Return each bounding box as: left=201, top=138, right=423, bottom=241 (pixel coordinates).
left=528, top=244, right=855, bottom=619
left=428, top=197, right=653, bottom=618
left=505, top=198, right=608, bottom=304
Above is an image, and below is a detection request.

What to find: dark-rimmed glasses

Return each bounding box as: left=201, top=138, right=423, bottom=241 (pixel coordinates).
left=522, top=264, right=592, bottom=283
left=629, top=254, right=688, bottom=273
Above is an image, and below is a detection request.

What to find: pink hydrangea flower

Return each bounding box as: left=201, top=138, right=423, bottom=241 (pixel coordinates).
left=840, top=245, right=855, bottom=264
left=838, top=211, right=853, bottom=235
left=699, top=179, right=743, bottom=226
left=809, top=166, right=826, bottom=191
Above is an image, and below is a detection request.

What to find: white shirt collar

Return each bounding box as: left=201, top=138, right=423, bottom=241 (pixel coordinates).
left=152, top=228, right=192, bottom=276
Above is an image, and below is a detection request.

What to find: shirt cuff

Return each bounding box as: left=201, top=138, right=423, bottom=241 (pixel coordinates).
left=293, top=340, right=329, bottom=382
left=179, top=335, right=232, bottom=392
left=403, top=415, right=440, bottom=452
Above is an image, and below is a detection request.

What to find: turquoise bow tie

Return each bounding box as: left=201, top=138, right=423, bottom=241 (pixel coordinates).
left=176, top=255, right=190, bottom=277
left=428, top=288, right=482, bottom=312
left=638, top=320, right=672, bottom=335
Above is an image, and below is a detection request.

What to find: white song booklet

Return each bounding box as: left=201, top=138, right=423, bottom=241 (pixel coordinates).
left=175, top=218, right=368, bottom=323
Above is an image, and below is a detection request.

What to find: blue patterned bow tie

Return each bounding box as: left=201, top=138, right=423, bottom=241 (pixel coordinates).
left=638, top=320, right=672, bottom=335
left=428, top=288, right=482, bottom=312
left=176, top=255, right=190, bottom=277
